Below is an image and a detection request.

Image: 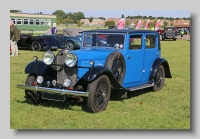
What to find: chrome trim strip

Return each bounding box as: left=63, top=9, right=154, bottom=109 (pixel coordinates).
left=17, top=84, right=89, bottom=97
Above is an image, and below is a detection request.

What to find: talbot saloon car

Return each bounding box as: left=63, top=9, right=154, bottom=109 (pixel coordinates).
left=17, top=29, right=172, bottom=113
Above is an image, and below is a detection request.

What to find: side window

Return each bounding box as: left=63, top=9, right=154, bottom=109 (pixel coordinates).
left=129, top=35, right=142, bottom=50
left=146, top=35, right=156, bottom=49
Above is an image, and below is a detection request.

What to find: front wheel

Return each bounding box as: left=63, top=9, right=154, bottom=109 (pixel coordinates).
left=65, top=41, right=74, bottom=50
left=25, top=74, right=40, bottom=105
left=86, top=75, right=111, bottom=113
left=153, top=65, right=165, bottom=91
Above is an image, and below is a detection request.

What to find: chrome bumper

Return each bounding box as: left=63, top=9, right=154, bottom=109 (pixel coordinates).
left=17, top=84, right=89, bottom=97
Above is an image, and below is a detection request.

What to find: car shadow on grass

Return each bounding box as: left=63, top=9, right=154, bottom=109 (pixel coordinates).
left=15, top=87, right=155, bottom=112
left=16, top=96, right=86, bottom=111
left=110, top=87, right=152, bottom=102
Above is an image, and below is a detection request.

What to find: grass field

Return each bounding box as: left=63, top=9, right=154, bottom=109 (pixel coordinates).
left=10, top=39, right=190, bottom=129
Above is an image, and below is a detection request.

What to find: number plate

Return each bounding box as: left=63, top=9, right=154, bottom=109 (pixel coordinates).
left=42, top=92, right=66, bottom=102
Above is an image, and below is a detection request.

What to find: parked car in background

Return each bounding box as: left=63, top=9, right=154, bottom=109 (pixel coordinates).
left=43, top=34, right=82, bottom=50
left=17, top=29, right=82, bottom=51
left=162, top=26, right=177, bottom=41
left=17, top=29, right=172, bottom=113
left=17, top=29, right=61, bottom=51
left=156, top=29, right=164, bottom=35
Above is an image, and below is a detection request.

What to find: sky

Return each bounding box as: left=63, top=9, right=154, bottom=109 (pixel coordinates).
left=21, top=10, right=190, bottom=19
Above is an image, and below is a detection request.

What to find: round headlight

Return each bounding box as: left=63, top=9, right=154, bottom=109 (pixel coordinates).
left=42, top=51, right=55, bottom=65
left=36, top=76, right=43, bottom=84
left=65, top=53, right=77, bottom=67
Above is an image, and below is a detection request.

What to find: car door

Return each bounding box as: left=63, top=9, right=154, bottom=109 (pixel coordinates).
left=143, top=33, right=160, bottom=82
left=123, top=34, right=145, bottom=86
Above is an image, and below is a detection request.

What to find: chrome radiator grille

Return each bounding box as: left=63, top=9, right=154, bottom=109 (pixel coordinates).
left=54, top=54, right=77, bottom=87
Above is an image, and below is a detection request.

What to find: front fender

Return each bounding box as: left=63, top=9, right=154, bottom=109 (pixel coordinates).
left=150, top=58, right=172, bottom=80
left=74, top=66, right=123, bottom=90
left=25, top=60, right=48, bottom=75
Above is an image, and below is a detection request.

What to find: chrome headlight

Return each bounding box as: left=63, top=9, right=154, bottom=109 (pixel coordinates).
left=36, top=76, right=43, bottom=84
left=65, top=53, right=77, bottom=67
left=42, top=51, right=55, bottom=65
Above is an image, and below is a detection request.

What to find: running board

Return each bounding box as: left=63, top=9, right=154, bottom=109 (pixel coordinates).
left=127, top=83, right=154, bottom=91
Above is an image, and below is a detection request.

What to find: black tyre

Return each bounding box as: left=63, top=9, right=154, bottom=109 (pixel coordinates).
left=105, top=52, right=126, bottom=84
left=153, top=65, right=165, bottom=91
left=25, top=74, right=40, bottom=105
left=65, top=41, right=74, bottom=50
left=86, top=75, right=111, bottom=113
left=31, top=41, right=41, bottom=51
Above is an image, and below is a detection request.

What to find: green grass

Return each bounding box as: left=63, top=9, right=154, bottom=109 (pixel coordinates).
left=10, top=39, right=190, bottom=129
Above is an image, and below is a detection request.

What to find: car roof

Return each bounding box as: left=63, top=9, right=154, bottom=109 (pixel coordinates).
left=83, top=29, right=159, bottom=35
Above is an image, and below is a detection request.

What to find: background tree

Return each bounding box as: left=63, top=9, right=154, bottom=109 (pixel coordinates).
left=121, top=14, right=125, bottom=18
left=52, top=10, right=66, bottom=20
left=77, top=21, right=84, bottom=28
left=148, top=20, right=157, bottom=28
left=134, top=19, right=139, bottom=25
left=163, top=21, right=168, bottom=27
left=170, top=22, right=174, bottom=26
left=56, top=17, right=62, bottom=25
left=125, top=20, right=131, bottom=26
left=10, top=10, right=21, bottom=13
left=76, top=11, right=85, bottom=20
left=88, top=17, right=93, bottom=22
left=63, top=18, right=74, bottom=27
left=104, top=21, right=116, bottom=27
left=99, top=17, right=106, bottom=20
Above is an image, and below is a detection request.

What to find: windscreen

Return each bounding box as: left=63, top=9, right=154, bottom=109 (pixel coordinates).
left=83, top=33, right=125, bottom=48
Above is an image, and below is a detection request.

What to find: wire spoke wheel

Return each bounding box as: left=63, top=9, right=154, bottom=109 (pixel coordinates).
left=94, top=82, right=107, bottom=108
left=153, top=65, right=165, bottom=91
left=111, top=59, right=123, bottom=82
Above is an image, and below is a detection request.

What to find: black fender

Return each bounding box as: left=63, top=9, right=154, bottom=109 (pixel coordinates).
left=74, top=66, right=123, bottom=90
left=150, top=58, right=172, bottom=82
left=42, top=37, right=61, bottom=49
left=25, top=60, right=57, bottom=82
left=25, top=60, right=50, bottom=75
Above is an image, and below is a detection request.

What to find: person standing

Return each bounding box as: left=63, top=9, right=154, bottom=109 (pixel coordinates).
left=180, top=29, right=184, bottom=39
left=10, top=20, right=20, bottom=56
left=46, top=26, right=52, bottom=35
left=51, top=25, right=57, bottom=35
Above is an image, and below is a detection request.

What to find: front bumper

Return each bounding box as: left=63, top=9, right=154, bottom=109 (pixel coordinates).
left=17, top=84, right=89, bottom=97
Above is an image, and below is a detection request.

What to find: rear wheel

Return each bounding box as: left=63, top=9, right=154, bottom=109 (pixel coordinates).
left=31, top=41, right=41, bottom=51
left=153, top=65, right=165, bottom=91
left=86, top=75, right=111, bottom=113
left=25, top=74, right=40, bottom=105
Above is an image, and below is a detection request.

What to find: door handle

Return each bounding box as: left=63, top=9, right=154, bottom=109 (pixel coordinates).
left=127, top=55, right=132, bottom=59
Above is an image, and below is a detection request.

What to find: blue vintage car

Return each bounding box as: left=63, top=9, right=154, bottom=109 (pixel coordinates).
left=17, top=29, right=172, bottom=113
